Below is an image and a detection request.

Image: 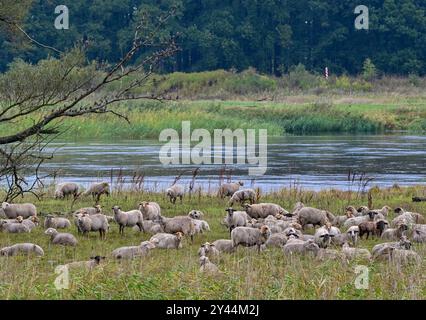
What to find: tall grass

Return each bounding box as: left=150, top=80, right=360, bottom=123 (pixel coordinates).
left=0, top=185, right=425, bottom=299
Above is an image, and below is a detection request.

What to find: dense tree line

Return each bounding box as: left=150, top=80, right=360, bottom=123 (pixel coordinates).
left=1, top=0, right=426, bottom=75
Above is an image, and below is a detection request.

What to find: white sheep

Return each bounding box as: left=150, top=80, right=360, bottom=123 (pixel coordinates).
left=112, top=206, right=143, bottom=235
left=1, top=202, right=37, bottom=219
left=188, top=210, right=204, bottom=220
left=77, top=213, right=109, bottom=239
left=198, top=242, right=220, bottom=258
left=211, top=239, right=235, bottom=253
left=45, top=228, right=78, bottom=246
left=314, top=226, right=331, bottom=248
left=231, top=226, right=271, bottom=252
left=228, top=189, right=256, bottom=206
left=138, top=201, right=161, bottom=220
left=44, top=215, right=71, bottom=229
left=0, top=220, right=30, bottom=233
left=331, top=226, right=359, bottom=246
left=156, top=215, right=196, bottom=242
left=381, top=223, right=408, bottom=240
left=112, top=241, right=156, bottom=259
left=84, top=182, right=110, bottom=201
left=342, top=243, right=371, bottom=261
left=283, top=239, right=320, bottom=256
left=166, top=184, right=184, bottom=204
left=244, top=203, right=288, bottom=219
left=65, top=256, right=106, bottom=270
left=225, top=207, right=249, bottom=233
left=199, top=256, right=222, bottom=276
left=54, top=182, right=80, bottom=199
left=150, top=232, right=183, bottom=249
left=218, top=181, right=243, bottom=198
left=0, top=243, right=44, bottom=256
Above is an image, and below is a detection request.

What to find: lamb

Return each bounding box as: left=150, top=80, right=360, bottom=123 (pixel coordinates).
left=218, top=181, right=243, bottom=198
left=77, top=213, right=109, bottom=239
left=0, top=220, right=30, bottom=233
left=412, top=224, right=426, bottom=243
left=225, top=207, right=249, bottom=233
left=199, top=256, right=222, bottom=275
left=112, top=241, right=156, bottom=259
left=0, top=243, right=44, bottom=256
left=54, top=182, right=80, bottom=199
left=342, top=243, right=371, bottom=261
left=211, top=239, right=235, bottom=253
left=381, top=223, right=408, bottom=240
left=44, top=228, right=78, bottom=246
left=228, top=189, right=256, bottom=206
left=150, top=232, right=183, bottom=249
left=314, top=226, right=331, bottom=248
left=166, top=184, right=184, bottom=204
left=1, top=202, right=37, bottom=219
left=156, top=215, right=195, bottom=241
left=65, top=256, right=106, bottom=270
left=112, top=206, right=143, bottom=235
left=44, top=215, right=71, bottom=229
left=188, top=210, right=204, bottom=220
left=84, top=182, right=110, bottom=201
left=198, top=242, right=220, bottom=258
left=138, top=202, right=161, bottom=220
left=244, top=203, right=288, bottom=219
left=297, top=207, right=335, bottom=230
left=192, top=219, right=210, bottom=234
left=231, top=225, right=271, bottom=252
left=331, top=226, right=359, bottom=246
left=283, top=239, right=320, bottom=256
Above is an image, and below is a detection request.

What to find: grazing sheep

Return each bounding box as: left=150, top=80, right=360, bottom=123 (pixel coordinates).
left=283, top=239, right=320, bottom=256
left=1, top=202, right=37, bottom=219
left=218, top=181, right=243, bottom=198
left=244, top=203, right=288, bottom=219
left=412, top=224, right=426, bottom=243
left=331, top=226, right=359, bottom=247
left=297, top=207, right=334, bottom=230
left=343, top=211, right=375, bottom=228
left=77, top=213, right=109, bottom=239
left=44, top=215, right=71, bottom=229
left=134, top=220, right=164, bottom=235
left=44, top=228, right=78, bottom=246
left=0, top=220, right=30, bottom=233
left=342, top=243, right=371, bottom=261
left=199, top=256, right=222, bottom=275
left=138, top=202, right=161, bottom=220
left=65, top=256, right=106, bottom=270
left=112, top=206, right=143, bottom=236
left=211, top=239, right=235, bottom=253
left=188, top=210, right=204, bottom=220
left=150, top=232, right=183, bottom=249
left=54, top=182, right=80, bottom=199
left=198, top=242, right=220, bottom=258
left=228, top=189, right=256, bottom=206
left=112, top=241, right=156, bottom=259
left=166, top=184, right=184, bottom=204
left=0, top=243, right=44, bottom=256
left=225, top=208, right=249, bottom=233
left=156, top=215, right=195, bottom=241
left=231, top=226, right=271, bottom=252
left=314, top=226, right=331, bottom=249
left=84, top=182, right=110, bottom=201
left=381, top=223, right=408, bottom=240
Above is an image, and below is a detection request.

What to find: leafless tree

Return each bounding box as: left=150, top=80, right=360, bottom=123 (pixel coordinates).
left=0, top=6, right=179, bottom=201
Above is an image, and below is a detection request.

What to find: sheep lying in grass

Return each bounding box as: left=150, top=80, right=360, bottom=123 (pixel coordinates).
left=392, top=208, right=425, bottom=227
left=225, top=208, right=249, bottom=233
left=1, top=202, right=37, bottom=219
left=0, top=220, right=30, bottom=233
left=218, top=181, right=243, bottom=198
left=381, top=223, right=408, bottom=240
left=373, top=246, right=421, bottom=265
left=77, top=213, right=109, bottom=239
left=166, top=184, right=184, bottom=204
left=112, top=206, right=143, bottom=235
left=244, top=203, right=288, bottom=219
left=314, top=225, right=332, bottom=248
left=55, top=182, right=80, bottom=199
left=112, top=241, right=156, bottom=259
left=84, top=182, right=110, bottom=201
left=0, top=243, right=44, bottom=256
left=264, top=227, right=300, bottom=248
left=21, top=216, right=39, bottom=231
left=231, top=226, right=271, bottom=252
left=331, top=226, right=359, bottom=246
left=316, top=248, right=346, bottom=262
left=139, top=202, right=161, bottom=220
left=192, top=219, right=210, bottom=234
left=372, top=236, right=412, bottom=259
left=342, top=243, right=371, bottom=261
left=297, top=207, right=335, bottom=230
left=211, top=239, right=234, bottom=253
left=150, top=232, right=183, bottom=249
left=74, top=205, right=102, bottom=216
left=45, top=228, right=78, bottom=246
left=412, top=224, right=426, bottom=243
left=283, top=239, right=320, bottom=256
left=198, top=242, right=220, bottom=258
left=228, top=189, right=256, bottom=206
left=65, top=256, right=106, bottom=270
left=44, top=215, right=71, bottom=229
left=156, top=215, right=195, bottom=242
left=199, top=256, right=222, bottom=276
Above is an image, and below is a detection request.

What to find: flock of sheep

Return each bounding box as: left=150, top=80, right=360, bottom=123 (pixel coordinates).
left=0, top=180, right=425, bottom=276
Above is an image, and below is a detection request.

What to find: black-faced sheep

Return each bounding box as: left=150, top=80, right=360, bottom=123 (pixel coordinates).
left=381, top=223, right=408, bottom=240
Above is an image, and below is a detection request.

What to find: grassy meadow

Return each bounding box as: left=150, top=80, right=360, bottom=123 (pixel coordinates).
left=0, top=185, right=425, bottom=300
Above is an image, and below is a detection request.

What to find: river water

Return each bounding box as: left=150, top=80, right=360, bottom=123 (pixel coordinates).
left=35, top=134, right=426, bottom=193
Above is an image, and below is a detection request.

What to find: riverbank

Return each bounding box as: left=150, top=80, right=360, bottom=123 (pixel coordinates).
left=0, top=186, right=425, bottom=299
